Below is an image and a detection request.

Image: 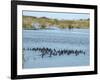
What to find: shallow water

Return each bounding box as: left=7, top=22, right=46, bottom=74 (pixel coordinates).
left=22, top=29, right=90, bottom=69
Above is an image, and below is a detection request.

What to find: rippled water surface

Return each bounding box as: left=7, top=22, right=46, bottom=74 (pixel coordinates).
left=22, top=29, right=90, bottom=69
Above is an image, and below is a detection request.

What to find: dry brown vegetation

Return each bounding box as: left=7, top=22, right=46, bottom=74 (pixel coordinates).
left=22, top=16, right=90, bottom=29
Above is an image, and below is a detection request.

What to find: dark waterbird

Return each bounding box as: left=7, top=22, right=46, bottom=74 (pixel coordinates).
left=23, top=47, right=86, bottom=58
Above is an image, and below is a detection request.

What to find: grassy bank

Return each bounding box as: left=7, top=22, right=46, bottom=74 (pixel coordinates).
left=22, top=16, right=90, bottom=29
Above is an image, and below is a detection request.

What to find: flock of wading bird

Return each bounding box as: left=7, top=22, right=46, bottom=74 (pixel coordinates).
left=23, top=47, right=86, bottom=58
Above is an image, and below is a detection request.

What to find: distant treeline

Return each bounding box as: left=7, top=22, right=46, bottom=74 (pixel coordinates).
left=22, top=16, right=90, bottom=29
